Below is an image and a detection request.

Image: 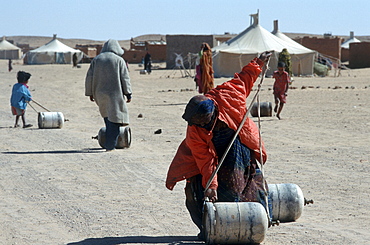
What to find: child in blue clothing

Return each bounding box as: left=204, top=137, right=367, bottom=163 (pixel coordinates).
left=10, top=71, right=33, bottom=128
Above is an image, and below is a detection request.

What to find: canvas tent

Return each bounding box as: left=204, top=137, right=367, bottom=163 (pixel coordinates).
left=26, top=35, right=83, bottom=64
left=271, top=20, right=316, bottom=76
left=212, top=13, right=316, bottom=77
left=341, top=31, right=361, bottom=49
left=0, top=36, right=22, bottom=59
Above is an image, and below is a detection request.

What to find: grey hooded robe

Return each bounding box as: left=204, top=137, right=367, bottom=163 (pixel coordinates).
left=85, top=39, right=132, bottom=125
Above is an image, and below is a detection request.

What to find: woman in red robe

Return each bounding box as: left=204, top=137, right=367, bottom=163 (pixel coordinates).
left=166, top=52, right=271, bottom=237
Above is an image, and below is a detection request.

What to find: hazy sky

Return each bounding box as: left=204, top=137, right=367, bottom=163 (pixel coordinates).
left=2, top=0, right=369, bottom=41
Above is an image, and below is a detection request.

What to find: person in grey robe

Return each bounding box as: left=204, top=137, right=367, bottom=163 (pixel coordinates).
left=85, top=39, right=132, bottom=151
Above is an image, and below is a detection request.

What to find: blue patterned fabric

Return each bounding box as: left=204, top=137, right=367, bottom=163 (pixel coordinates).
left=182, top=99, right=214, bottom=124
left=212, top=127, right=253, bottom=202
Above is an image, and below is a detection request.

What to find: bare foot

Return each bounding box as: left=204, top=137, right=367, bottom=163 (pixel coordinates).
left=277, top=114, right=281, bottom=120
left=274, top=105, right=278, bottom=113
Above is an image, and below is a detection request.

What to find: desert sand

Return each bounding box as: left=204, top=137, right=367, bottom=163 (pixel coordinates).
left=0, top=59, right=369, bottom=245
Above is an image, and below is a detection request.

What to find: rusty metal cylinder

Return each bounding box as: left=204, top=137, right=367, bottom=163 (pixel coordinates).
left=203, top=202, right=268, bottom=244
left=38, top=112, right=64, bottom=129
left=268, top=183, right=305, bottom=222
left=98, top=126, right=131, bottom=149
left=250, top=102, right=272, bottom=117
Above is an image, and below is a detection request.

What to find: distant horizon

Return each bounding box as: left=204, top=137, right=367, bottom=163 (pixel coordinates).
left=5, top=31, right=370, bottom=42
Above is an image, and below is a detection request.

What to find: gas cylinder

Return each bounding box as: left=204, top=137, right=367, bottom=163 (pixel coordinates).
left=203, top=202, right=268, bottom=244
left=38, top=112, right=65, bottom=129
left=250, top=101, right=272, bottom=117
left=98, top=126, right=131, bottom=149
left=268, top=183, right=305, bottom=222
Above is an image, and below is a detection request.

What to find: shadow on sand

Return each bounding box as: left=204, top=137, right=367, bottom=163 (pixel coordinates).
left=1, top=148, right=104, bottom=155
left=66, top=235, right=202, bottom=245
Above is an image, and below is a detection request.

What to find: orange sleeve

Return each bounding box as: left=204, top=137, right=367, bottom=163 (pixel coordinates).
left=207, top=58, right=267, bottom=164
left=238, top=58, right=263, bottom=97
left=186, top=126, right=218, bottom=190
left=165, top=139, right=200, bottom=190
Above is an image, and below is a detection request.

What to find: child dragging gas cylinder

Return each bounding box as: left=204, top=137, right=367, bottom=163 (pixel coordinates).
left=10, top=71, right=33, bottom=128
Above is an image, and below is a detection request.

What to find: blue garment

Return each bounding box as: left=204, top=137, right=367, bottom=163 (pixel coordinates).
left=104, top=117, right=121, bottom=150
left=212, top=127, right=253, bottom=202
left=10, top=83, right=32, bottom=109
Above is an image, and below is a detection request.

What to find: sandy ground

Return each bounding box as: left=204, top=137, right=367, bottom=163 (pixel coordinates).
left=0, top=59, right=369, bottom=245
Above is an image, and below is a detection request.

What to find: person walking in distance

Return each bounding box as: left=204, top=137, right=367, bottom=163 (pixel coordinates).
left=273, top=61, right=290, bottom=120
left=85, top=39, right=132, bottom=151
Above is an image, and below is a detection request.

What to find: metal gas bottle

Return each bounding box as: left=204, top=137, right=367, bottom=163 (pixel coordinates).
left=203, top=202, right=268, bottom=244
left=38, top=112, right=65, bottom=129
left=97, top=126, right=131, bottom=149
left=268, top=183, right=305, bottom=222
left=250, top=101, right=272, bottom=117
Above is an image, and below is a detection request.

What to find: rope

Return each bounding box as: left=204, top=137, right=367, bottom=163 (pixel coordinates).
left=204, top=57, right=270, bottom=192
left=30, top=100, right=51, bottom=112
left=256, top=91, right=271, bottom=225
left=28, top=102, right=39, bottom=113
left=257, top=95, right=264, bottom=174
left=28, top=99, right=68, bottom=123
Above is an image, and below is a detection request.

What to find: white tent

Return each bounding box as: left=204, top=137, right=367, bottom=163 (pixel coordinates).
left=212, top=13, right=316, bottom=77
left=0, top=36, right=22, bottom=59
left=341, top=31, right=361, bottom=49
left=271, top=20, right=317, bottom=76
left=26, top=35, right=83, bottom=64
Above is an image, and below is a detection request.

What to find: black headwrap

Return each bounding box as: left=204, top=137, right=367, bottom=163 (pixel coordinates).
left=17, top=71, right=31, bottom=83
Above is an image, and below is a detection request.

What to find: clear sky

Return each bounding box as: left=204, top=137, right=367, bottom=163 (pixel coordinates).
left=2, top=0, right=369, bottom=41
